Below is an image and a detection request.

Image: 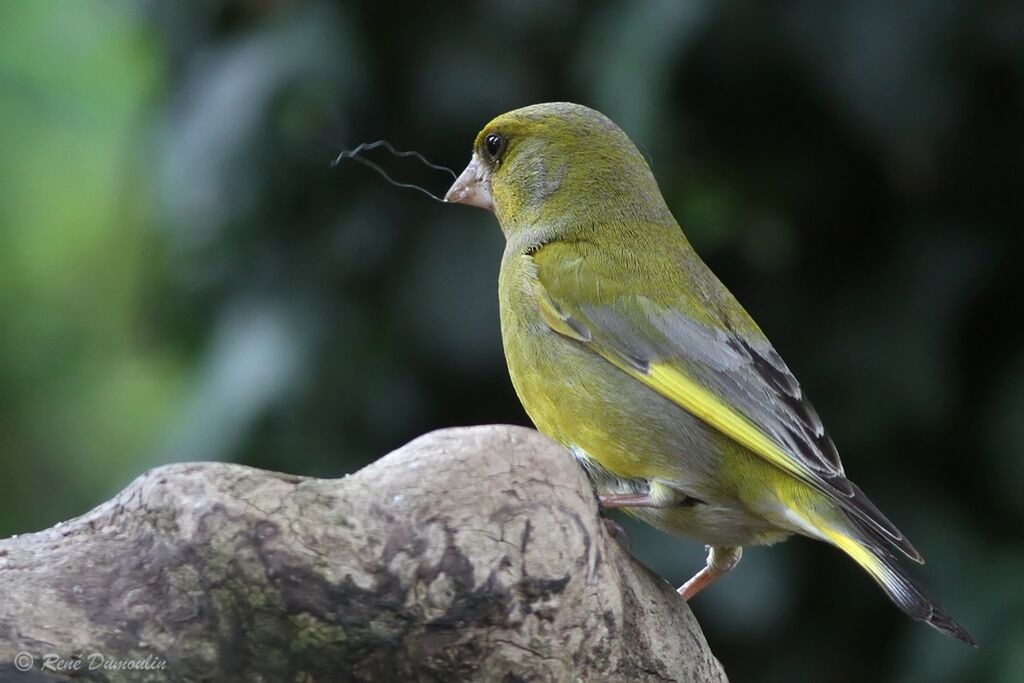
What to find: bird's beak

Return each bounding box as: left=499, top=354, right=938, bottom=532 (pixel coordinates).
left=444, top=154, right=494, bottom=211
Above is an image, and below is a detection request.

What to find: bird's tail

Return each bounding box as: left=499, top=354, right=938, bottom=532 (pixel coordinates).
left=819, top=522, right=977, bottom=646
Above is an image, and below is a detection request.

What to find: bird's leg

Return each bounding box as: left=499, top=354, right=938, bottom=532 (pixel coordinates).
left=677, top=546, right=743, bottom=600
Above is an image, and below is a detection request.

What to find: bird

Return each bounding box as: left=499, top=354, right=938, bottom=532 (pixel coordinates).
left=443, top=101, right=975, bottom=645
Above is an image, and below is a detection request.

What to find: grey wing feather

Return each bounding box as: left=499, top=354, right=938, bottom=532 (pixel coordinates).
left=580, top=297, right=923, bottom=563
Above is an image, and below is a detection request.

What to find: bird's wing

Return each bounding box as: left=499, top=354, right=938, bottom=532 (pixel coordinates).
left=529, top=241, right=921, bottom=562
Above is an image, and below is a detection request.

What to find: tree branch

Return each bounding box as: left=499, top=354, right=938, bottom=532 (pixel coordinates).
left=0, top=425, right=726, bottom=682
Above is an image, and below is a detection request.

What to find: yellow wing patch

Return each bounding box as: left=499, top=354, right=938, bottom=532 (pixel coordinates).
left=526, top=255, right=821, bottom=493
left=650, top=344, right=892, bottom=580
left=528, top=267, right=814, bottom=486
left=642, top=362, right=811, bottom=483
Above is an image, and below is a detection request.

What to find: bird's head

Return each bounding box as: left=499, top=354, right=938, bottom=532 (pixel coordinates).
left=445, top=102, right=672, bottom=239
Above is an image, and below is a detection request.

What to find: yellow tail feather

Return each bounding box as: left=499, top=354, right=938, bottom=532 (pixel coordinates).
left=815, top=522, right=976, bottom=645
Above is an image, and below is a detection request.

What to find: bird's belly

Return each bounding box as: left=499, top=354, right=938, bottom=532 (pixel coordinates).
left=643, top=507, right=789, bottom=547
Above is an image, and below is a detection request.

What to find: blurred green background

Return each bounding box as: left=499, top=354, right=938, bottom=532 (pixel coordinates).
left=2, top=1, right=1022, bottom=680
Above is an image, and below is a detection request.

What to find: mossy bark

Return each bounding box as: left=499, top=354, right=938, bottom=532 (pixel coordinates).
left=0, top=425, right=726, bottom=682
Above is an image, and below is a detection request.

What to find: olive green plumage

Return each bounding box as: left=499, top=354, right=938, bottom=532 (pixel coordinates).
left=446, top=102, right=974, bottom=645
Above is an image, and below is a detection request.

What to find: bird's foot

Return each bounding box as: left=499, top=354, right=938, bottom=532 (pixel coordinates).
left=601, top=516, right=632, bottom=549
left=599, top=482, right=688, bottom=510
left=598, top=492, right=662, bottom=509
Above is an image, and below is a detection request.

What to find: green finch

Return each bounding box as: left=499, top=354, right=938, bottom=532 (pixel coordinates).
left=444, top=102, right=974, bottom=645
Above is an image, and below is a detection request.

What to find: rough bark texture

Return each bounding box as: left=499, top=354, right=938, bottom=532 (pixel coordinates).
left=0, top=425, right=727, bottom=683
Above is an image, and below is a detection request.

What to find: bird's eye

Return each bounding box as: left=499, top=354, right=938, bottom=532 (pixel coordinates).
left=483, top=133, right=505, bottom=160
